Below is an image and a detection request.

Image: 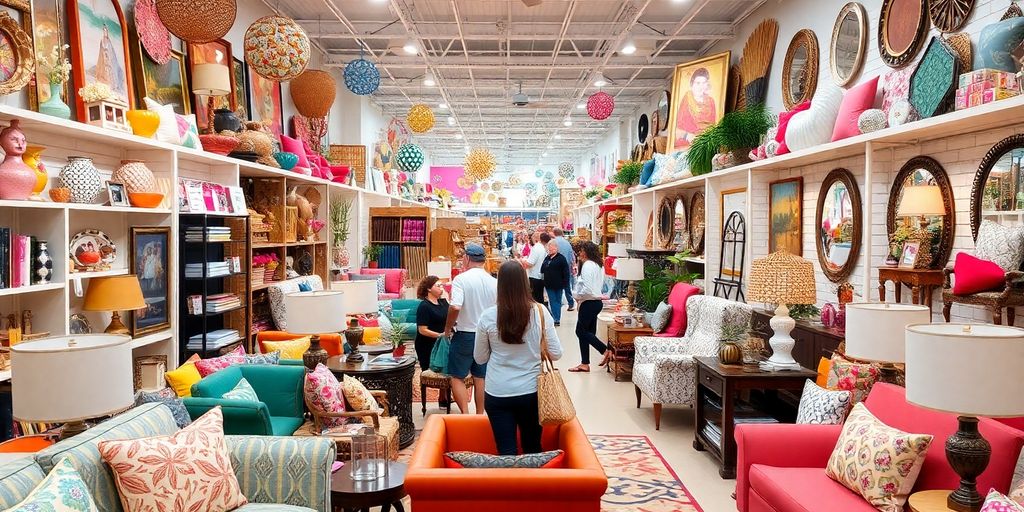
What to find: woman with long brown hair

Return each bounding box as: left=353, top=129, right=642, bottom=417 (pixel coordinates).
left=474, top=260, right=563, bottom=455
left=569, top=241, right=611, bottom=372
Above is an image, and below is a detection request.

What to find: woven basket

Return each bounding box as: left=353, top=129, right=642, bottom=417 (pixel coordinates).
left=156, top=0, right=236, bottom=43
left=945, top=33, right=972, bottom=74
left=290, top=70, right=336, bottom=118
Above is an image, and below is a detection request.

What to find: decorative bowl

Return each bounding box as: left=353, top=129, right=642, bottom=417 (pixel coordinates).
left=128, top=192, right=164, bottom=208
left=199, top=134, right=239, bottom=156
left=126, top=109, right=160, bottom=138
left=273, top=151, right=299, bottom=170
left=48, top=187, right=71, bottom=202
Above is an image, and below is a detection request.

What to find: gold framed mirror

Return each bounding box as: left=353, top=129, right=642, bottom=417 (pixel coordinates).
left=689, top=191, right=706, bottom=255
left=886, top=156, right=955, bottom=269
left=830, top=2, right=868, bottom=87
left=657, top=196, right=675, bottom=249
left=782, top=29, right=819, bottom=110
left=673, top=195, right=689, bottom=251
left=815, top=168, right=862, bottom=282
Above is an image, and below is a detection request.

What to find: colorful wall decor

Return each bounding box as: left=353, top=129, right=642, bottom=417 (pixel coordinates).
left=430, top=166, right=475, bottom=202
left=667, top=51, right=730, bottom=152
left=248, top=71, right=282, bottom=138
left=68, top=0, right=134, bottom=119
left=187, top=39, right=234, bottom=131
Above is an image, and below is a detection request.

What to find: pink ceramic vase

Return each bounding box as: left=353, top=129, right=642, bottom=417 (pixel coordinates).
left=0, top=120, right=37, bottom=200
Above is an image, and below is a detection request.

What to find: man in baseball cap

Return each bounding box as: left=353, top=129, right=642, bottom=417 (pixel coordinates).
left=441, top=242, right=496, bottom=413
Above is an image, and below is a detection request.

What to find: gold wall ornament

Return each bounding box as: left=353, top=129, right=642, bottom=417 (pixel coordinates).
left=0, top=11, right=33, bottom=96
left=407, top=104, right=435, bottom=133
left=464, top=147, right=496, bottom=182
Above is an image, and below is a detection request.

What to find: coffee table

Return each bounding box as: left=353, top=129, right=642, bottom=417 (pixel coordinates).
left=327, top=355, right=417, bottom=448
left=331, top=461, right=407, bottom=512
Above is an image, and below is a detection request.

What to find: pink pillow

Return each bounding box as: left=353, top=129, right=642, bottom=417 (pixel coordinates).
left=656, top=283, right=701, bottom=337
left=952, top=252, right=1006, bottom=295
left=280, top=134, right=311, bottom=169
left=832, top=76, right=879, bottom=141
left=363, top=268, right=401, bottom=293
left=194, top=345, right=245, bottom=377
left=774, top=100, right=811, bottom=155
left=304, top=363, right=346, bottom=427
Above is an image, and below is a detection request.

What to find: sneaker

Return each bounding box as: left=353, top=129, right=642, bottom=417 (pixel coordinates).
left=567, top=307, right=575, bottom=311
left=554, top=322, right=561, bottom=327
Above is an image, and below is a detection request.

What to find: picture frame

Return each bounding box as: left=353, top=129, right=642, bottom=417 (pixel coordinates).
left=186, top=39, right=235, bottom=132
left=27, top=0, right=67, bottom=113
left=249, top=71, right=283, bottom=138
left=66, top=0, right=134, bottom=120
left=133, top=355, right=167, bottom=392
left=720, top=187, right=747, bottom=277
left=666, top=51, right=730, bottom=152
left=69, top=313, right=91, bottom=334
left=129, top=227, right=170, bottom=337
left=899, top=241, right=921, bottom=269
left=133, top=44, right=190, bottom=115
left=769, top=178, right=803, bottom=256
left=106, top=181, right=129, bottom=206
left=0, top=9, right=34, bottom=97
left=232, top=57, right=249, bottom=119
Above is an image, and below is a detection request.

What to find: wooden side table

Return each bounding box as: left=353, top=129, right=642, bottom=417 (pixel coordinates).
left=605, top=323, right=653, bottom=382
left=877, top=268, right=944, bottom=312
left=908, top=490, right=955, bottom=512
left=332, top=461, right=407, bottom=512
left=693, top=356, right=816, bottom=479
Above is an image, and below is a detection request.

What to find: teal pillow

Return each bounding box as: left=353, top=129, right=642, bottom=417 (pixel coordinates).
left=976, top=15, right=1024, bottom=72
left=639, top=159, right=657, bottom=187
left=7, top=458, right=99, bottom=510
left=298, top=282, right=312, bottom=292
left=222, top=377, right=260, bottom=402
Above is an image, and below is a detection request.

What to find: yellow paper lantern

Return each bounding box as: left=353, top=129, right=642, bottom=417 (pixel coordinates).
left=407, top=104, right=435, bottom=133
left=464, top=147, right=496, bottom=182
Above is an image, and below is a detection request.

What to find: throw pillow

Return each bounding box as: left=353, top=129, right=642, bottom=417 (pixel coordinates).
left=649, top=153, right=670, bottom=186
left=5, top=458, right=99, bottom=511
left=831, top=76, right=879, bottom=142
left=443, top=450, right=565, bottom=469
left=165, top=354, right=202, bottom=397
left=279, top=133, right=312, bottom=169
left=882, top=67, right=913, bottom=116
left=298, top=281, right=313, bottom=292
left=351, top=274, right=385, bottom=295
left=244, top=351, right=281, bottom=365
left=656, top=283, right=700, bottom=338
left=176, top=114, right=203, bottom=150
left=304, top=363, right=346, bottom=427
left=825, top=403, right=934, bottom=511
left=774, top=99, right=811, bottom=156
left=816, top=356, right=831, bottom=388
left=650, top=301, right=673, bottom=333
left=341, top=375, right=379, bottom=412
left=262, top=337, right=310, bottom=360
left=976, top=13, right=1024, bottom=72
left=357, top=316, right=380, bottom=327
left=785, top=85, right=844, bottom=153
left=134, top=389, right=191, bottom=428
left=987, top=488, right=1024, bottom=511
left=194, top=345, right=246, bottom=377
left=98, top=408, right=248, bottom=512
left=975, top=220, right=1024, bottom=272
left=639, top=158, right=657, bottom=187
left=1013, top=455, right=1024, bottom=504
left=222, top=378, right=260, bottom=402
left=796, top=379, right=852, bottom=425
left=826, top=355, right=880, bottom=405
left=953, top=252, right=1007, bottom=295
left=143, top=97, right=181, bottom=145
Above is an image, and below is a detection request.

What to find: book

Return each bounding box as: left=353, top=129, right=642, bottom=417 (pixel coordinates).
left=0, top=227, right=8, bottom=289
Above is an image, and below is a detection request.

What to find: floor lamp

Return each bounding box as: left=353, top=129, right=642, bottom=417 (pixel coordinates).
left=748, top=251, right=817, bottom=371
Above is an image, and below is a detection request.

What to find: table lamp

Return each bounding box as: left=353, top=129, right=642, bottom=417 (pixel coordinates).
left=83, top=275, right=146, bottom=334
left=905, top=323, right=1024, bottom=512
left=748, top=251, right=817, bottom=371
left=615, top=258, right=645, bottom=311
left=191, top=63, right=231, bottom=134
left=12, top=334, right=133, bottom=439
left=283, top=290, right=348, bottom=370
left=607, top=243, right=629, bottom=258
left=897, top=184, right=944, bottom=230
left=332, top=280, right=380, bottom=363
left=427, top=260, right=453, bottom=282
left=845, top=303, right=931, bottom=384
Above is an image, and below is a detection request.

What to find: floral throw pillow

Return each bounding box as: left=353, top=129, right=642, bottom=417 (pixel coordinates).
left=882, top=67, right=913, bottom=116
left=194, top=345, right=246, bottom=377
left=796, top=379, right=852, bottom=425
left=983, top=488, right=1024, bottom=512
left=97, top=407, right=248, bottom=512
left=134, top=389, right=191, bottom=428
left=826, top=355, right=880, bottom=405
left=244, top=351, right=281, bottom=365
left=825, top=403, right=933, bottom=512
left=5, top=458, right=99, bottom=511
left=304, top=363, right=346, bottom=427
left=341, top=375, right=379, bottom=412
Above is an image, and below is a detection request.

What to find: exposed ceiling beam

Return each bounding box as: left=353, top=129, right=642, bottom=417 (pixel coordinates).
left=298, top=20, right=735, bottom=41
left=321, top=54, right=690, bottom=69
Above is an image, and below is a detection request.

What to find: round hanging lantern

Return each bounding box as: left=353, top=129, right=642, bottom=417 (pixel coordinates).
left=290, top=70, right=336, bottom=118
left=407, top=104, right=435, bottom=133
left=395, top=143, right=425, bottom=173
left=464, top=147, right=496, bottom=182
left=244, top=15, right=311, bottom=82
left=534, top=169, right=543, bottom=178
left=576, top=176, right=586, bottom=187
left=157, top=0, right=236, bottom=43
left=344, top=57, right=380, bottom=95
left=587, top=91, right=615, bottom=120
left=135, top=0, right=172, bottom=64
left=558, top=162, right=575, bottom=179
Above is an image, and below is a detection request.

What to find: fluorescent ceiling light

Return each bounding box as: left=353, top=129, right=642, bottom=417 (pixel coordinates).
left=455, top=133, right=462, bottom=139
left=423, top=72, right=436, bottom=87
left=542, top=152, right=548, bottom=157
left=576, top=103, right=585, bottom=109
left=563, top=117, right=573, bottom=127
left=447, top=116, right=455, bottom=125
left=547, top=144, right=553, bottom=149
left=621, top=38, right=637, bottom=55
left=439, top=103, right=447, bottom=109
left=554, top=134, right=561, bottom=139
left=593, top=72, right=607, bottom=87
left=403, top=39, right=418, bottom=55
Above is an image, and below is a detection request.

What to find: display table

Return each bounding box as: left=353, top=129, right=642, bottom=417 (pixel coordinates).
left=331, top=461, right=407, bottom=512
left=877, top=268, right=943, bottom=312
left=907, top=490, right=954, bottom=512
left=605, top=323, right=653, bottom=381
left=327, top=355, right=417, bottom=448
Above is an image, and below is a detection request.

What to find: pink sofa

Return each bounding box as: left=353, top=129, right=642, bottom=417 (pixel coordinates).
left=356, top=268, right=408, bottom=300
left=735, top=383, right=1024, bottom=512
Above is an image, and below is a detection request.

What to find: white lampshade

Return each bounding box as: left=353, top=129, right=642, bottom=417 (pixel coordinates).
left=844, top=303, right=930, bottom=363
left=330, top=280, right=380, bottom=315
left=427, top=260, right=452, bottom=280
left=615, top=258, right=645, bottom=281
left=906, top=323, right=1024, bottom=417
left=897, top=185, right=945, bottom=217
left=607, top=243, right=629, bottom=257
left=191, top=63, right=231, bottom=96
left=12, top=335, right=133, bottom=423
left=283, top=291, right=349, bottom=334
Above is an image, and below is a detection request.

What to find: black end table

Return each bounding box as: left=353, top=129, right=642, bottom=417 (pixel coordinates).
left=327, top=355, right=417, bottom=448
left=331, top=461, right=406, bottom=512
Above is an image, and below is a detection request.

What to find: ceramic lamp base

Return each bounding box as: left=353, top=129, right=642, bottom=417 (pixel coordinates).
left=760, top=304, right=802, bottom=371
left=302, top=334, right=329, bottom=371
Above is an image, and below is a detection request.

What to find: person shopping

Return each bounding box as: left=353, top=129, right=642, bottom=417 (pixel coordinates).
left=540, top=239, right=570, bottom=327
left=569, top=241, right=611, bottom=373
left=552, top=227, right=577, bottom=311
left=520, top=232, right=549, bottom=305
left=443, top=243, right=497, bottom=414
left=475, top=261, right=562, bottom=455
left=414, top=275, right=448, bottom=371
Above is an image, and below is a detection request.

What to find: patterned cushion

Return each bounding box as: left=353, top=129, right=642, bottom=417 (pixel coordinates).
left=134, top=389, right=190, bottom=429
left=304, top=364, right=346, bottom=427
left=234, top=505, right=317, bottom=512
left=975, top=220, right=1024, bottom=271
left=650, top=152, right=689, bottom=185
left=825, top=403, right=934, bottom=511
left=826, top=354, right=880, bottom=405
left=97, top=408, right=248, bottom=512
left=351, top=274, right=386, bottom=295
left=165, top=354, right=202, bottom=397
left=244, top=351, right=281, bottom=365
left=976, top=14, right=1024, bottom=72
left=176, top=114, right=203, bottom=150
left=262, top=337, right=310, bottom=360
left=986, top=488, right=1024, bottom=511
left=341, top=376, right=378, bottom=412
left=4, top=458, right=98, bottom=511
left=882, top=67, right=913, bottom=116
left=0, top=457, right=47, bottom=508
left=650, top=301, right=673, bottom=333
left=223, top=378, right=260, bottom=402
left=144, top=97, right=181, bottom=145
left=1012, top=459, right=1024, bottom=505
left=224, top=436, right=334, bottom=512
left=796, top=379, right=852, bottom=425
left=443, top=450, right=565, bottom=468
left=194, top=345, right=246, bottom=377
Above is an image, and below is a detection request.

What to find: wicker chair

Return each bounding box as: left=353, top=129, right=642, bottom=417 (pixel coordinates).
left=419, top=370, right=473, bottom=415
left=941, top=266, right=1024, bottom=325
left=294, top=389, right=399, bottom=461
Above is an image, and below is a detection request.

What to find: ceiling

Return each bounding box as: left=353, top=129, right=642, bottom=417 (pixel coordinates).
left=274, top=0, right=767, bottom=167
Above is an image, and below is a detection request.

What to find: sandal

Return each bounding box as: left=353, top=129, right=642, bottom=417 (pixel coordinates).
left=597, top=352, right=613, bottom=367
left=567, top=365, right=591, bottom=373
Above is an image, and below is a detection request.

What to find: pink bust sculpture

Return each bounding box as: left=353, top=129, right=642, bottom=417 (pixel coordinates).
left=0, top=120, right=36, bottom=200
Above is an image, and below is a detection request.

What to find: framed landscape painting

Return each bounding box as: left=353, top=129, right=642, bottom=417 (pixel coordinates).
left=666, top=51, right=730, bottom=152
left=769, top=178, right=803, bottom=256
left=232, top=57, right=249, bottom=119
left=136, top=49, right=190, bottom=115
left=67, top=0, right=134, bottom=119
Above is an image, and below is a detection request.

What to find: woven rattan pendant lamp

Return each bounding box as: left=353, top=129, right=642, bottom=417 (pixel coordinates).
left=290, top=70, right=336, bottom=118
left=156, top=0, right=236, bottom=43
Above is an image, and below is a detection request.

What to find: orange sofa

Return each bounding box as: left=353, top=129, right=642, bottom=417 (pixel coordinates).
left=406, top=415, right=607, bottom=511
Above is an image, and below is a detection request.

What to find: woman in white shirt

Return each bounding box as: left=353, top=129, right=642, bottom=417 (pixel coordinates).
left=569, top=241, right=610, bottom=372
left=519, top=232, right=549, bottom=305
left=475, top=260, right=562, bottom=455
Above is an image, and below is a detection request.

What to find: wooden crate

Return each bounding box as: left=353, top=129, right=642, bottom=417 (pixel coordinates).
left=329, top=144, right=366, bottom=187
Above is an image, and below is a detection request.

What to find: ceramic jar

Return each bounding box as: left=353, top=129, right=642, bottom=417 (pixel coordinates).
left=333, top=245, right=350, bottom=268
left=32, top=241, right=52, bottom=285
left=213, top=109, right=241, bottom=133
left=59, top=156, right=102, bottom=204
left=0, top=120, right=37, bottom=200
left=111, top=160, right=156, bottom=194
left=126, top=110, right=160, bottom=138
left=820, top=303, right=838, bottom=328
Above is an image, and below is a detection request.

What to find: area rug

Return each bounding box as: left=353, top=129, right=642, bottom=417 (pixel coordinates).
left=591, top=434, right=704, bottom=512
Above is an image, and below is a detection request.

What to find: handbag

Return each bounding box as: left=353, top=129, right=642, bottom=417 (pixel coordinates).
left=535, top=304, right=576, bottom=425
left=429, top=335, right=450, bottom=374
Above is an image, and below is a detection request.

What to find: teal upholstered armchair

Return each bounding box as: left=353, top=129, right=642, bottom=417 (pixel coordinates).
left=184, top=365, right=306, bottom=436
left=388, top=298, right=421, bottom=341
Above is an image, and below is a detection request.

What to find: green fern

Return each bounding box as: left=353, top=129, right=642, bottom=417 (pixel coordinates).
left=613, top=160, right=644, bottom=185
left=686, top=103, right=772, bottom=176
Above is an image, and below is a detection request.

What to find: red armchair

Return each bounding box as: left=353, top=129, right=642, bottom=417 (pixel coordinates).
left=735, top=383, right=1024, bottom=512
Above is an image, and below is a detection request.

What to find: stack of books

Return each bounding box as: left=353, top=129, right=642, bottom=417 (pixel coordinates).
left=205, top=293, right=241, bottom=313
left=187, top=329, right=239, bottom=351
left=185, top=226, right=232, bottom=242
left=0, top=229, right=45, bottom=289
left=185, top=261, right=231, bottom=278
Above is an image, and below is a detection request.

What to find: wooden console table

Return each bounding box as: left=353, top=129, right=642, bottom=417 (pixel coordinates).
left=750, top=310, right=844, bottom=371
left=605, top=323, right=653, bottom=381
left=877, top=268, right=944, bottom=312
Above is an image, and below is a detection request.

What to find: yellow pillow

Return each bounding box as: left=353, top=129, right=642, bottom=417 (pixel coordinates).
left=362, top=327, right=382, bottom=345
left=262, top=336, right=311, bottom=360
left=165, top=354, right=202, bottom=397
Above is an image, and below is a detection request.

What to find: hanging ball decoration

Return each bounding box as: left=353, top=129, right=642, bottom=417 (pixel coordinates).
left=344, top=57, right=380, bottom=95
left=558, top=162, right=575, bottom=179
left=290, top=70, right=336, bottom=118
left=244, top=15, right=311, bottom=82
left=157, top=0, right=236, bottom=43
left=587, top=91, right=615, bottom=120
left=534, top=169, right=544, bottom=178
left=407, top=104, right=435, bottom=134
left=576, top=176, right=586, bottom=187
left=464, top=147, right=497, bottom=182
left=395, top=143, right=425, bottom=173
left=544, top=171, right=554, bottom=181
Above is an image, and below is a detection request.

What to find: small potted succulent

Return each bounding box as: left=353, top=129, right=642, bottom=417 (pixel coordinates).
left=383, top=309, right=407, bottom=357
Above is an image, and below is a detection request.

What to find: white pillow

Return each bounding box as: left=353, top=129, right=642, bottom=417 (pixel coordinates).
left=975, top=220, right=1024, bottom=271
left=177, top=114, right=204, bottom=150
left=144, top=97, right=181, bottom=145
left=784, top=85, right=843, bottom=152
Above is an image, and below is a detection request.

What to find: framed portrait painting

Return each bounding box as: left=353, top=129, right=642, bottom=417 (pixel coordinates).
left=187, top=39, right=235, bottom=131
left=135, top=48, right=190, bottom=115
left=666, top=51, right=730, bottom=152
left=769, top=178, right=803, bottom=256
left=129, top=227, right=170, bottom=337
left=249, top=72, right=282, bottom=138
left=67, top=0, right=134, bottom=120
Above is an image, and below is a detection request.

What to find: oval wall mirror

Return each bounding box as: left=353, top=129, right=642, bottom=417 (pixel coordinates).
left=638, top=113, right=650, bottom=143
left=970, top=134, right=1024, bottom=240
left=673, top=195, right=690, bottom=250
left=830, top=2, right=868, bottom=87
left=815, top=168, right=862, bottom=282
left=657, top=90, right=670, bottom=132
left=782, top=29, right=819, bottom=110
left=689, top=191, right=706, bottom=255
left=879, top=0, right=928, bottom=68
left=886, top=156, right=955, bottom=269
left=657, top=196, right=675, bottom=248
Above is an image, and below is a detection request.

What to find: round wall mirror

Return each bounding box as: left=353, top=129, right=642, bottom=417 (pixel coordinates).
left=782, top=29, right=820, bottom=110
left=673, top=196, right=690, bottom=251
left=689, top=191, right=706, bottom=255
left=657, top=90, right=670, bottom=132
left=970, top=134, right=1024, bottom=240
left=878, top=0, right=928, bottom=68
left=815, top=168, right=862, bottom=282
left=638, top=114, right=650, bottom=143
left=657, top=196, right=674, bottom=248
left=830, top=2, right=868, bottom=87
left=886, top=156, right=955, bottom=269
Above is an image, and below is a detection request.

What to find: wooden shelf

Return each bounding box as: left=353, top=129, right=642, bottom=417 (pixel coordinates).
left=251, top=240, right=328, bottom=249
left=132, top=329, right=173, bottom=350
left=0, top=282, right=64, bottom=297
left=67, top=268, right=128, bottom=281
left=0, top=200, right=171, bottom=214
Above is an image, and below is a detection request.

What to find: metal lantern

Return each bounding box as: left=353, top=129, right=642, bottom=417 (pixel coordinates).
left=156, top=0, right=236, bottom=43
left=464, top=147, right=496, bottom=182
left=407, top=104, right=435, bottom=133
left=587, top=91, right=615, bottom=120
left=344, top=57, right=380, bottom=95
left=290, top=70, right=336, bottom=118
left=244, top=15, right=311, bottom=82
left=558, top=162, right=575, bottom=179
left=395, top=143, right=424, bottom=173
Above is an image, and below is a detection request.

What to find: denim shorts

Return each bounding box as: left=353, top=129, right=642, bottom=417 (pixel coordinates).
left=447, top=331, right=486, bottom=379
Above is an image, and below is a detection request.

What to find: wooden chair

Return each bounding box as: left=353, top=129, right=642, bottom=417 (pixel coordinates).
left=294, top=389, right=399, bottom=461
left=942, top=266, right=1024, bottom=325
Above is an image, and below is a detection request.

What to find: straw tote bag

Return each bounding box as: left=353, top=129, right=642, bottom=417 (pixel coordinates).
left=536, top=304, right=576, bottom=425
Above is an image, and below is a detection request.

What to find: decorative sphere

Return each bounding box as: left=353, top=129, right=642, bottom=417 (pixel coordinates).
left=344, top=58, right=380, bottom=95
left=464, top=147, right=496, bottom=182
left=587, top=91, right=615, bottom=120
left=395, top=143, right=424, bottom=173
left=244, top=15, right=310, bottom=82
left=407, top=104, right=435, bottom=133
left=558, top=162, right=575, bottom=179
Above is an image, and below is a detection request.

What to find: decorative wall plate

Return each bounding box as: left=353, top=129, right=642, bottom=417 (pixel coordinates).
left=878, top=0, right=929, bottom=68
left=134, top=0, right=172, bottom=64
left=782, top=29, right=819, bottom=110
left=929, top=0, right=975, bottom=32
left=638, top=113, right=649, bottom=143
left=909, top=37, right=960, bottom=119
left=830, top=2, right=868, bottom=87
left=70, top=230, right=116, bottom=269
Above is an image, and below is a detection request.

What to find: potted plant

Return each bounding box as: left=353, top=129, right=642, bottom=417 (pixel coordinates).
left=383, top=309, right=407, bottom=357
left=330, top=197, right=352, bottom=268
left=362, top=244, right=383, bottom=268
left=718, top=322, right=746, bottom=365
left=688, top=103, right=771, bottom=175
left=612, top=160, right=643, bottom=194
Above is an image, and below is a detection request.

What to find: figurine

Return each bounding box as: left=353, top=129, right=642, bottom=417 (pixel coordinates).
left=20, top=310, right=30, bottom=335
left=0, top=120, right=38, bottom=200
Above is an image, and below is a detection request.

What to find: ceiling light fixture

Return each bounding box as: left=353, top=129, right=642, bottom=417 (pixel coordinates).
left=542, top=152, right=548, bottom=157
left=423, top=72, right=436, bottom=87
left=576, top=103, right=585, bottom=109
left=403, top=39, right=418, bottom=55
left=563, top=117, right=573, bottom=127
left=447, top=116, right=455, bottom=126
left=593, top=71, right=608, bottom=87
left=455, top=133, right=462, bottom=139
left=621, top=38, right=637, bottom=55
left=439, top=103, right=447, bottom=109
left=554, top=134, right=562, bottom=139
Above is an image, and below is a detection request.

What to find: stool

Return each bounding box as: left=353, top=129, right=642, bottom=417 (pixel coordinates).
left=420, top=370, right=473, bottom=416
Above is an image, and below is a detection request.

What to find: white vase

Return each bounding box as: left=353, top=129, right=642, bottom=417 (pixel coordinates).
left=59, top=156, right=102, bottom=204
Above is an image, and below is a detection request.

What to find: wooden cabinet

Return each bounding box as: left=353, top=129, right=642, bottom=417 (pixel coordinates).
left=750, top=310, right=843, bottom=370
left=605, top=323, right=653, bottom=381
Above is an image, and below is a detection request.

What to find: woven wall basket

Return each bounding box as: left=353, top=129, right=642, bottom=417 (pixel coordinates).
left=156, top=0, right=236, bottom=43
left=290, top=70, right=336, bottom=118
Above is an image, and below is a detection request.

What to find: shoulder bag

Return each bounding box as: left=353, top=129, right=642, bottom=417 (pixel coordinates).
left=536, top=304, right=576, bottom=425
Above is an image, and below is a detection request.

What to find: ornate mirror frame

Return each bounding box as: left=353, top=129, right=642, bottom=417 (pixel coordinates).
left=886, top=156, right=956, bottom=269
left=656, top=196, right=675, bottom=249
left=830, top=2, right=868, bottom=87
left=782, top=29, right=820, bottom=110
left=970, top=134, right=1024, bottom=240
left=657, top=90, right=670, bottom=132
left=673, top=195, right=689, bottom=251
left=815, top=168, right=862, bottom=282
left=689, top=191, right=706, bottom=255
left=878, top=0, right=928, bottom=68
left=929, top=0, right=975, bottom=32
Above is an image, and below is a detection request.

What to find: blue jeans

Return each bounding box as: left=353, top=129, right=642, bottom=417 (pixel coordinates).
left=545, top=288, right=563, bottom=323
left=564, top=274, right=576, bottom=308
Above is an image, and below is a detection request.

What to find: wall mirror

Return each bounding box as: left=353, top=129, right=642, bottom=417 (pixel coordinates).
left=815, top=168, right=862, bottom=282
left=878, top=0, right=928, bottom=68
left=782, top=29, right=819, bottom=110
left=970, top=134, right=1024, bottom=240
left=887, top=156, right=955, bottom=269
left=830, top=2, right=868, bottom=87
left=689, top=191, right=706, bottom=255
left=657, top=196, right=675, bottom=248
left=657, top=90, right=670, bottom=132
left=673, top=195, right=690, bottom=250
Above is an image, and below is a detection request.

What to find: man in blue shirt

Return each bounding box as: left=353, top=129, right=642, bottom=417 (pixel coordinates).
left=552, top=228, right=576, bottom=311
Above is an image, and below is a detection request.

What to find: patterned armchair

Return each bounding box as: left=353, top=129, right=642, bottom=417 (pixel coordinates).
left=632, top=295, right=752, bottom=430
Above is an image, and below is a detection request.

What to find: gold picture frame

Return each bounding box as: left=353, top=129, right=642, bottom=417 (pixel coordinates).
left=666, top=51, right=730, bottom=153
left=0, top=10, right=33, bottom=97
left=782, top=29, right=819, bottom=110
left=133, top=355, right=167, bottom=392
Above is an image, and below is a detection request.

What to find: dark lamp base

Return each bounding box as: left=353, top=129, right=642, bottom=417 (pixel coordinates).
left=946, top=416, right=991, bottom=512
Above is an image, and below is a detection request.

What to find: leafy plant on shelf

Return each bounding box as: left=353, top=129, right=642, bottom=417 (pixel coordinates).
left=688, top=103, right=771, bottom=176
left=362, top=244, right=383, bottom=263
left=788, top=303, right=821, bottom=321
left=635, top=251, right=700, bottom=312
left=330, top=197, right=351, bottom=244
left=612, top=160, right=644, bottom=186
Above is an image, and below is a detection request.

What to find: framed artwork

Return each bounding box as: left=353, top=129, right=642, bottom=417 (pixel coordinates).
left=186, top=39, right=234, bottom=131
left=129, top=227, right=170, bottom=337
left=232, top=57, right=249, bottom=119
left=0, top=9, right=32, bottom=97
left=69, top=313, right=91, bottom=334
left=720, top=187, right=746, bottom=276
left=769, top=178, right=803, bottom=256
left=67, top=0, right=134, bottom=120
left=249, top=71, right=282, bottom=138
left=133, top=355, right=167, bottom=392
left=899, top=241, right=921, bottom=269
left=133, top=36, right=190, bottom=114
left=666, top=51, right=730, bottom=152
left=30, top=0, right=64, bottom=111
left=106, top=181, right=128, bottom=206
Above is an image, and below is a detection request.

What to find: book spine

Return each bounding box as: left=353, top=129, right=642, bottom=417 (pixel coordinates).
left=19, top=236, right=29, bottom=287
left=0, top=227, right=8, bottom=289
